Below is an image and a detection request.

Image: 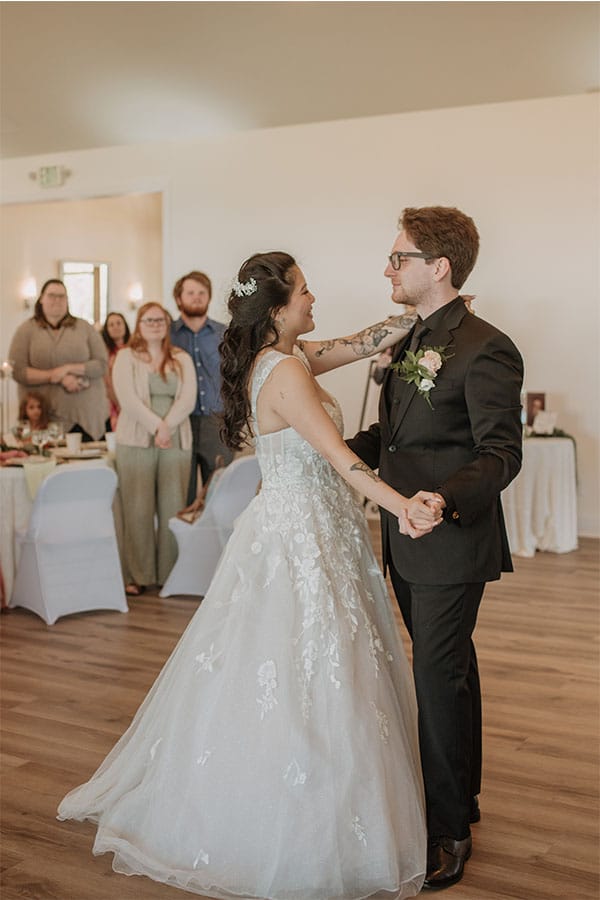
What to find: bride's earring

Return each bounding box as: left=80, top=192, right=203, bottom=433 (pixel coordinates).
left=277, top=317, right=286, bottom=336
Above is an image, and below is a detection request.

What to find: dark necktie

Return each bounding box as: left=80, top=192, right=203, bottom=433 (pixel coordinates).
left=407, top=320, right=430, bottom=355
left=386, top=320, right=431, bottom=406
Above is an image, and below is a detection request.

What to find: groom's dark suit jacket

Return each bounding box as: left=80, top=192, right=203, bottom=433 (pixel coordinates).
left=348, top=296, right=524, bottom=585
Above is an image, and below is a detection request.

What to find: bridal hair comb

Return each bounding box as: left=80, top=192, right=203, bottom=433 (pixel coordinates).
left=232, top=277, right=258, bottom=297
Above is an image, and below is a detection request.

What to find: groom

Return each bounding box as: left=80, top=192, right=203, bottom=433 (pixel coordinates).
left=348, top=207, right=523, bottom=890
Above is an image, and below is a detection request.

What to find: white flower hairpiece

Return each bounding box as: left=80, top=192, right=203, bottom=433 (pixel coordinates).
left=232, top=277, right=258, bottom=297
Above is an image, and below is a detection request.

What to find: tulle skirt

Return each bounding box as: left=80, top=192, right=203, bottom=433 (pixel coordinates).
left=58, top=493, right=426, bottom=899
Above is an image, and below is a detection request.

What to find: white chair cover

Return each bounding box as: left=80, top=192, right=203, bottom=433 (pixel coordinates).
left=9, top=464, right=128, bottom=625
left=160, top=455, right=261, bottom=598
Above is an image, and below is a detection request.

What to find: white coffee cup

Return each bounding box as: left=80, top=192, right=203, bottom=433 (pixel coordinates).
left=65, top=432, right=82, bottom=454
left=105, top=432, right=117, bottom=454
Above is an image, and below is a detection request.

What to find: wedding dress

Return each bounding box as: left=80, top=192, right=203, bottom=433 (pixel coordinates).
left=58, top=348, right=426, bottom=900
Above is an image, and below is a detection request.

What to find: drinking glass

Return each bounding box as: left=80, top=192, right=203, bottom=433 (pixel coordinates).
left=12, top=420, right=31, bottom=444
left=31, top=429, right=49, bottom=455
left=47, top=421, right=64, bottom=445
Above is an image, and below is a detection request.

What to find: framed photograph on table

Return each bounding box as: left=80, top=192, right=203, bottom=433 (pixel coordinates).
left=526, top=392, right=545, bottom=427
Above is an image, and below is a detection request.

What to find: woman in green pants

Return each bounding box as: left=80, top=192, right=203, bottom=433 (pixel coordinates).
left=113, top=303, right=197, bottom=595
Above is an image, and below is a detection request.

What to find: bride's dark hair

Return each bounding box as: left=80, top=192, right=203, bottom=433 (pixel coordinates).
left=220, top=251, right=297, bottom=450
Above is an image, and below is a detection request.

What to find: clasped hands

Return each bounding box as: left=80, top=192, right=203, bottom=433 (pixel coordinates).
left=398, top=492, right=445, bottom=540
left=154, top=420, right=172, bottom=449
left=50, top=365, right=89, bottom=393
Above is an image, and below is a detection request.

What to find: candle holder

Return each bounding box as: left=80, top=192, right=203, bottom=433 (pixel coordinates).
left=0, top=360, right=14, bottom=447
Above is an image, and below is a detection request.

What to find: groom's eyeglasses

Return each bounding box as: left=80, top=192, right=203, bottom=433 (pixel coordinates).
left=388, top=251, right=436, bottom=270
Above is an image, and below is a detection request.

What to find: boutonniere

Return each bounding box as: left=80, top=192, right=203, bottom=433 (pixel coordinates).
left=390, top=345, right=453, bottom=410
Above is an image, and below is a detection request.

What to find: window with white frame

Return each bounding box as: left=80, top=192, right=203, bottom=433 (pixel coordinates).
left=60, top=261, right=109, bottom=325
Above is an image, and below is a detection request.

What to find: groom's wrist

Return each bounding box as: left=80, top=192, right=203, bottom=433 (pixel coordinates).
left=436, top=488, right=460, bottom=523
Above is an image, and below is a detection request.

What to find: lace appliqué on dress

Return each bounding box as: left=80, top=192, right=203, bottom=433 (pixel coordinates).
left=193, top=850, right=210, bottom=868
left=194, top=644, right=222, bottom=673
left=352, top=815, right=368, bottom=847
left=196, top=749, right=214, bottom=766
left=370, top=701, right=390, bottom=744
left=257, top=660, right=278, bottom=719
left=283, top=758, right=307, bottom=786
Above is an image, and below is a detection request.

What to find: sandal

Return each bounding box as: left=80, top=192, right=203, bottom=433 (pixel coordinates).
left=125, top=583, right=145, bottom=596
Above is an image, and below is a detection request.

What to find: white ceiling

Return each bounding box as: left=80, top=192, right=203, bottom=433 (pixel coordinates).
left=1, top=1, right=598, bottom=159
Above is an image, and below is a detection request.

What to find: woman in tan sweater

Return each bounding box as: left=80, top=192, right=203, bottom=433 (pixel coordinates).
left=113, top=302, right=197, bottom=595
left=9, top=279, right=109, bottom=441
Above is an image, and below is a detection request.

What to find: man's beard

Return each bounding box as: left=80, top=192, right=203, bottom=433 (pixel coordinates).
left=180, top=300, right=209, bottom=318
left=393, top=284, right=426, bottom=307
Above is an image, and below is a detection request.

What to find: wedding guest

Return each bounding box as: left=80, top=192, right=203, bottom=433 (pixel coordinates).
left=101, top=312, right=131, bottom=431
left=112, top=302, right=196, bottom=596
left=9, top=279, right=108, bottom=441
left=170, top=270, right=233, bottom=503
left=18, top=390, right=53, bottom=431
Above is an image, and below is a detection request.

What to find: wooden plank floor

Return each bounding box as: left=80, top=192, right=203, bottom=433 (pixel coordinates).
left=1, top=534, right=598, bottom=900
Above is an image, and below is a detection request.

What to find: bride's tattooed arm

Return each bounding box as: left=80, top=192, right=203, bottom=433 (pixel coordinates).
left=350, top=461, right=381, bottom=483
left=314, top=316, right=414, bottom=358
left=297, top=310, right=417, bottom=375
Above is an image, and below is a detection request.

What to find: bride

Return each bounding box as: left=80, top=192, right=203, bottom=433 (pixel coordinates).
left=58, top=251, right=442, bottom=899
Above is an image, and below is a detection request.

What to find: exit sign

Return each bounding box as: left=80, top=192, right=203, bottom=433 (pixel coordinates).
left=38, top=166, right=67, bottom=188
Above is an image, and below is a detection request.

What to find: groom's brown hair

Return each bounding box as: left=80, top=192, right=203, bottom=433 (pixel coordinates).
left=400, top=207, right=479, bottom=291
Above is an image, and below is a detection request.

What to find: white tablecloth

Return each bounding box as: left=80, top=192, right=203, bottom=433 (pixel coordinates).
left=0, top=467, right=32, bottom=603
left=502, top=438, right=578, bottom=558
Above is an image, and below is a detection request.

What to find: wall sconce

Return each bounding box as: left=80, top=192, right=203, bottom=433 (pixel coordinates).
left=21, top=277, right=37, bottom=310
left=128, top=282, right=144, bottom=311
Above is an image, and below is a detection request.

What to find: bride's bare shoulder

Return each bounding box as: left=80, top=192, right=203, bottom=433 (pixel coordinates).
left=256, top=351, right=309, bottom=390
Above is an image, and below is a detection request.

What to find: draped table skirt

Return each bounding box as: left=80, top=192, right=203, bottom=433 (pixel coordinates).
left=502, top=437, right=578, bottom=558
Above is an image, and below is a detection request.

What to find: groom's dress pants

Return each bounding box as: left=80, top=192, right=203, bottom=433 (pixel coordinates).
left=389, top=562, right=484, bottom=841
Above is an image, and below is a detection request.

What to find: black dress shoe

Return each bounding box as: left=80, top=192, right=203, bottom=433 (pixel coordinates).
left=470, top=795, right=481, bottom=823
left=423, top=835, right=472, bottom=891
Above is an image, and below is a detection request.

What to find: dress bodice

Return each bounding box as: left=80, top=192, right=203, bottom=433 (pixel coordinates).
left=250, top=347, right=345, bottom=498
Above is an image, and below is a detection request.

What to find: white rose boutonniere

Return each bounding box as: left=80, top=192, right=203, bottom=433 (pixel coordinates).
left=390, top=345, right=453, bottom=410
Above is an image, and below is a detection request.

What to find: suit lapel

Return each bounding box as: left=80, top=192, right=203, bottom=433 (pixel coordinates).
left=380, top=331, right=412, bottom=440
left=388, top=299, right=467, bottom=442
left=389, top=381, right=418, bottom=443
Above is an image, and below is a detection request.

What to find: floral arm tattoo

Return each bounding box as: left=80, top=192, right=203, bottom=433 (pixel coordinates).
left=314, top=313, right=417, bottom=358
left=350, top=461, right=381, bottom=482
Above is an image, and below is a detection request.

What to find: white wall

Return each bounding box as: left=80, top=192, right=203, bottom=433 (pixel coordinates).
left=1, top=93, right=598, bottom=535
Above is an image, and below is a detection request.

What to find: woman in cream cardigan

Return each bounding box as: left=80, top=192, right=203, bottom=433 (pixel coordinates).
left=113, top=302, right=197, bottom=595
